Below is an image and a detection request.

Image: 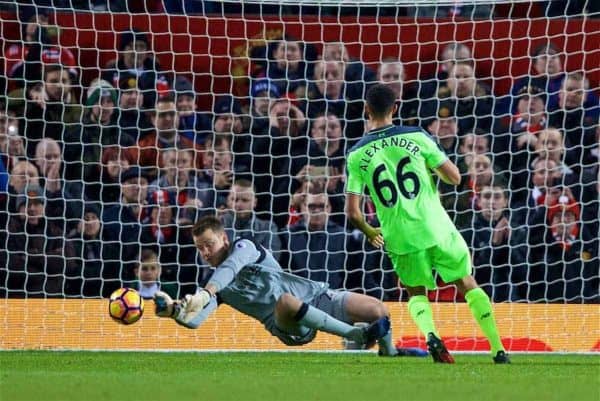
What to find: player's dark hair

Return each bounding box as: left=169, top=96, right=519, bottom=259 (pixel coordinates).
left=366, top=83, right=397, bottom=119
left=192, top=215, right=224, bottom=236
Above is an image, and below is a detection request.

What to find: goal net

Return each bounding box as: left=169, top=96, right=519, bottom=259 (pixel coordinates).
left=0, top=1, right=598, bottom=353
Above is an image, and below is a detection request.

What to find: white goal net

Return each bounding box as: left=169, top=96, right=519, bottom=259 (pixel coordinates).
left=0, top=1, right=598, bottom=352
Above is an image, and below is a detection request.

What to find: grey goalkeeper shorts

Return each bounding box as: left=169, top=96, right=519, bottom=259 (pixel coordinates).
left=271, top=289, right=351, bottom=346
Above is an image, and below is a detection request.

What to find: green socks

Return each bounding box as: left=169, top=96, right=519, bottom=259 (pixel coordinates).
left=408, top=295, right=438, bottom=337
left=465, top=288, right=505, bottom=355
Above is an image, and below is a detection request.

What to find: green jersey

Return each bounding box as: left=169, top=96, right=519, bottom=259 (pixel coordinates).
left=346, top=125, right=455, bottom=254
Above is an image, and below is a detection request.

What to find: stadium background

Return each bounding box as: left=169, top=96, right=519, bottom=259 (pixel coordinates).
left=0, top=2, right=598, bottom=353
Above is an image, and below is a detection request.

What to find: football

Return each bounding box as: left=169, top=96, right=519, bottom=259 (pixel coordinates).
left=108, top=288, right=144, bottom=325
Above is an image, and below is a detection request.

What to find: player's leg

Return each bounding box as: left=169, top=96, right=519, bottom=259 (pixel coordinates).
left=390, top=250, right=454, bottom=363
left=273, top=292, right=368, bottom=344
left=435, top=231, right=509, bottom=363
left=389, top=251, right=440, bottom=337
left=452, top=275, right=509, bottom=363
left=404, top=285, right=454, bottom=363
left=343, top=292, right=427, bottom=357
left=404, top=285, right=439, bottom=338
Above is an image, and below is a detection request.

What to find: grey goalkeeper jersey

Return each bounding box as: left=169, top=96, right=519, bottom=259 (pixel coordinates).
left=207, top=239, right=329, bottom=331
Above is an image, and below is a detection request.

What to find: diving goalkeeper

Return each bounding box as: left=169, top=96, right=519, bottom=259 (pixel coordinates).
left=154, top=215, right=426, bottom=357
left=344, top=83, right=509, bottom=364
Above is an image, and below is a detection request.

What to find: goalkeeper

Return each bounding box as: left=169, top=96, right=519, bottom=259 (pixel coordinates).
left=154, top=215, right=425, bottom=357
left=344, top=84, right=509, bottom=364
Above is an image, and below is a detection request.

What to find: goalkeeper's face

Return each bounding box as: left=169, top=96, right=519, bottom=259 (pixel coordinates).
left=193, top=228, right=230, bottom=267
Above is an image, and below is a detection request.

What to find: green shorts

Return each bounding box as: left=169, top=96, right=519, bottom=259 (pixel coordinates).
left=388, top=230, right=472, bottom=290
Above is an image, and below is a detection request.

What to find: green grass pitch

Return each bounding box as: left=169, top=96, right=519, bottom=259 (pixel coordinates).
left=1, top=351, right=598, bottom=401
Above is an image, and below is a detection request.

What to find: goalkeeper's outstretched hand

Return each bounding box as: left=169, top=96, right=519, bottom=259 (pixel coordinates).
left=154, top=291, right=178, bottom=317
left=178, top=290, right=212, bottom=325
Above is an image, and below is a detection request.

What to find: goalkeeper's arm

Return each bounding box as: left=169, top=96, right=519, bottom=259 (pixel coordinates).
left=175, top=296, right=218, bottom=329
left=154, top=288, right=218, bottom=329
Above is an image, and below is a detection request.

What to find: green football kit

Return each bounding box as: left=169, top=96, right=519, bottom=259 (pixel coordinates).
left=346, top=124, right=471, bottom=289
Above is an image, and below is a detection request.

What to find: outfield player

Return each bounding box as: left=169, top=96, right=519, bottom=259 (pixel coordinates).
left=344, top=83, right=509, bottom=364
left=154, top=215, right=426, bottom=357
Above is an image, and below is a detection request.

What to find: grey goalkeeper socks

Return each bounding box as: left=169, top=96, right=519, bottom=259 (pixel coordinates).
left=296, top=303, right=364, bottom=343
left=378, top=330, right=398, bottom=356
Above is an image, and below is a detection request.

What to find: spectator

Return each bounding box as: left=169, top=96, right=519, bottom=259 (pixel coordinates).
left=248, top=78, right=281, bottom=137
left=461, top=185, right=528, bottom=301
left=420, top=42, right=472, bottom=100
left=4, top=160, right=39, bottom=214
left=34, top=138, right=83, bottom=231
left=142, top=189, right=197, bottom=282
left=533, top=128, right=566, bottom=165
left=291, top=113, right=347, bottom=225
left=377, top=58, right=420, bottom=127
left=4, top=9, right=51, bottom=88
left=22, top=63, right=82, bottom=157
left=102, top=29, right=170, bottom=110
left=116, top=72, right=152, bottom=141
left=549, top=72, right=599, bottom=169
left=456, top=131, right=491, bottom=177
left=291, top=112, right=345, bottom=173
left=251, top=98, right=308, bottom=227
left=174, top=75, right=211, bottom=145
left=528, top=197, right=597, bottom=302
left=86, top=145, right=133, bottom=204
left=304, top=59, right=365, bottom=141
left=280, top=190, right=344, bottom=288
left=64, top=79, right=136, bottom=183
left=6, top=10, right=78, bottom=90
left=511, top=86, right=548, bottom=137
left=260, top=35, right=315, bottom=99
left=137, top=92, right=203, bottom=174
left=452, top=154, right=507, bottom=229
left=509, top=43, right=564, bottom=113
left=213, top=95, right=250, bottom=174
left=279, top=191, right=344, bottom=290
left=5, top=185, right=75, bottom=296
left=497, top=86, right=548, bottom=192
left=510, top=157, right=561, bottom=226
left=195, top=134, right=234, bottom=212
left=102, top=166, right=152, bottom=279
left=576, top=126, right=599, bottom=235
left=438, top=60, right=494, bottom=134
left=149, top=148, right=210, bottom=225
left=221, top=178, right=282, bottom=260
left=65, top=203, right=119, bottom=297
left=424, top=100, right=459, bottom=160
left=0, top=105, right=25, bottom=176
left=124, top=249, right=178, bottom=300
left=281, top=190, right=379, bottom=294
left=322, top=42, right=376, bottom=102
left=287, top=179, right=321, bottom=228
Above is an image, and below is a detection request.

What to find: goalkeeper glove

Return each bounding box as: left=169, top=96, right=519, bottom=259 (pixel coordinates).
left=154, top=291, right=180, bottom=318
left=178, top=289, right=212, bottom=325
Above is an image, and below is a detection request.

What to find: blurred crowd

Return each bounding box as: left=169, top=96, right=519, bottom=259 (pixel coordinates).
left=0, top=7, right=598, bottom=303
